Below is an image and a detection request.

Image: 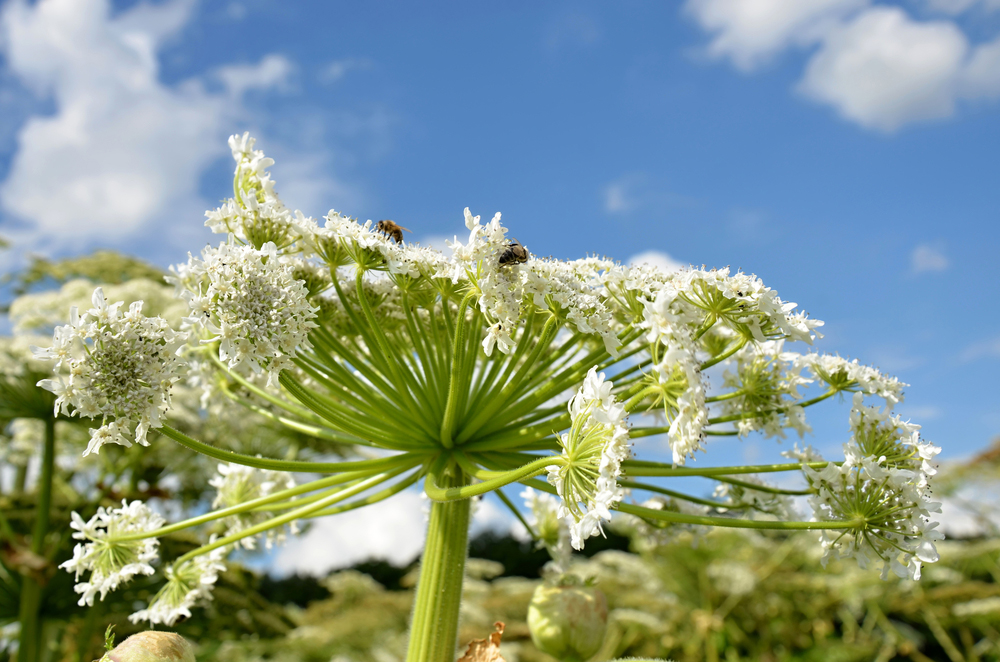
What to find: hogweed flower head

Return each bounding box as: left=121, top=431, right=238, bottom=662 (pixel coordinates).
left=33, top=288, right=186, bottom=455
left=547, top=368, right=630, bottom=550
left=60, top=500, right=164, bottom=606
left=521, top=487, right=572, bottom=571
left=129, top=543, right=227, bottom=626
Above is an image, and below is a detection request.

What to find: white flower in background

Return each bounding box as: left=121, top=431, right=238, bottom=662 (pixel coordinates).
left=713, top=476, right=796, bottom=520
left=521, top=487, right=572, bottom=572
left=547, top=367, right=631, bottom=550
left=173, top=241, right=318, bottom=386
left=32, top=288, right=187, bottom=455
left=60, top=500, right=164, bottom=606
left=796, top=354, right=907, bottom=407
left=129, top=542, right=227, bottom=627
left=210, top=462, right=297, bottom=549
left=804, top=451, right=943, bottom=580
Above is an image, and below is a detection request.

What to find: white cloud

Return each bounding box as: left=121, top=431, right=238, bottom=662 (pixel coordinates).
left=925, top=0, right=1000, bottom=14
left=684, top=0, right=865, bottom=71
left=319, top=57, right=373, bottom=84
left=214, top=54, right=294, bottom=98
left=799, top=7, right=969, bottom=131
left=0, top=0, right=319, bottom=258
left=960, top=336, right=1000, bottom=362
left=544, top=12, right=601, bottom=52
left=911, top=243, right=949, bottom=273
left=628, top=250, right=684, bottom=273
left=685, top=1, right=1000, bottom=131
left=603, top=179, right=639, bottom=214
left=602, top=173, right=696, bottom=216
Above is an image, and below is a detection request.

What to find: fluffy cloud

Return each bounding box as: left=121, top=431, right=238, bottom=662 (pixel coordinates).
left=628, top=250, right=684, bottom=272
left=799, top=7, right=968, bottom=131
left=214, top=54, right=295, bottom=98
left=685, top=0, right=1000, bottom=131
left=0, top=0, right=291, bottom=254
left=684, top=0, right=865, bottom=71
left=911, top=243, right=949, bottom=273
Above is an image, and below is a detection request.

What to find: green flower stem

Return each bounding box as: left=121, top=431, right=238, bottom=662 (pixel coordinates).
left=440, top=293, right=477, bottom=448
left=279, top=373, right=432, bottom=449
left=707, top=388, right=838, bottom=425
left=115, top=462, right=421, bottom=542
left=402, top=296, right=445, bottom=416
left=463, top=310, right=538, bottom=422
left=705, top=389, right=748, bottom=404
left=209, top=352, right=327, bottom=425
left=621, top=459, right=835, bottom=477
left=704, top=429, right=740, bottom=436
left=17, top=415, right=55, bottom=662
left=712, top=475, right=814, bottom=496
left=330, top=274, right=397, bottom=380
left=307, top=469, right=423, bottom=518
left=700, top=337, right=748, bottom=370
left=462, top=413, right=569, bottom=452
left=159, top=424, right=422, bottom=473
left=405, top=465, right=471, bottom=662
left=455, top=315, right=560, bottom=445
left=219, top=383, right=374, bottom=446
left=618, top=480, right=738, bottom=509
left=292, top=355, right=437, bottom=441
left=423, top=454, right=557, bottom=501
left=617, top=501, right=861, bottom=531
left=353, top=270, right=437, bottom=427
left=176, top=468, right=408, bottom=565
left=310, top=326, right=404, bottom=405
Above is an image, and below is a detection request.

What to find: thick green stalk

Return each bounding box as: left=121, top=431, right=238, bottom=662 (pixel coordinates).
left=17, top=416, right=55, bottom=662
left=406, top=465, right=471, bottom=662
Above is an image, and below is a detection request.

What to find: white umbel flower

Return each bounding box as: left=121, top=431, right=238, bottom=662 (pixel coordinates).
left=210, top=462, right=297, bottom=549
left=804, top=451, right=943, bottom=580
left=796, top=354, right=907, bottom=407
left=547, top=367, right=630, bottom=550
left=129, top=542, right=227, bottom=626
left=59, top=500, right=164, bottom=606
left=521, top=487, right=572, bottom=572
left=174, top=241, right=318, bottom=385
left=33, top=288, right=186, bottom=455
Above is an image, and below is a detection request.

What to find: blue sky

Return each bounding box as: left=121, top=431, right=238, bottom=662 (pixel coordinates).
left=0, top=0, right=998, bottom=568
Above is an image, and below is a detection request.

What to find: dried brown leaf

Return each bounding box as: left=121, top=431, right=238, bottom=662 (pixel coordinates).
left=457, top=621, right=506, bottom=662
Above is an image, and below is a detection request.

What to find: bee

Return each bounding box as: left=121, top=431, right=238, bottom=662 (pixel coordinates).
left=498, top=239, right=529, bottom=267
left=375, top=220, right=411, bottom=244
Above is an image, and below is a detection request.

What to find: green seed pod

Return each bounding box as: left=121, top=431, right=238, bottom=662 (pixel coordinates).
left=528, top=579, right=608, bottom=661
left=101, top=632, right=195, bottom=662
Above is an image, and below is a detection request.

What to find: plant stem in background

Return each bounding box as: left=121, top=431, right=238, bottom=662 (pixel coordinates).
left=17, top=415, right=55, bottom=662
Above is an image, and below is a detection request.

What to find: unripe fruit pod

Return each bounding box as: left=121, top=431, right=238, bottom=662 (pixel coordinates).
left=102, top=632, right=195, bottom=662
left=528, top=581, right=608, bottom=661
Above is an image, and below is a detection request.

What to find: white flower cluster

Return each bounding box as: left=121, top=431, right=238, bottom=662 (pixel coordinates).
left=210, top=462, right=297, bottom=549
left=650, top=332, right=709, bottom=466
left=616, top=496, right=710, bottom=552
left=548, top=367, right=631, bottom=550
left=847, top=393, right=939, bottom=489
left=205, top=132, right=298, bottom=249
left=129, top=542, right=227, bottom=626
left=803, top=424, right=942, bottom=580
left=33, top=288, right=186, bottom=455
left=795, top=354, right=907, bottom=407
left=172, top=241, right=318, bottom=386
left=719, top=340, right=813, bottom=439
left=521, top=487, right=572, bottom=572
left=60, top=500, right=164, bottom=606
left=712, top=476, right=796, bottom=521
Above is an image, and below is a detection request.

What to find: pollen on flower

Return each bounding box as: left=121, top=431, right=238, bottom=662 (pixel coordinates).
left=59, top=500, right=164, bottom=606
left=32, top=287, right=187, bottom=455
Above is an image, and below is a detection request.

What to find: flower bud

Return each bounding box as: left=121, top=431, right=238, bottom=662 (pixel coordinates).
left=528, top=579, right=608, bottom=661
left=103, top=632, right=195, bottom=662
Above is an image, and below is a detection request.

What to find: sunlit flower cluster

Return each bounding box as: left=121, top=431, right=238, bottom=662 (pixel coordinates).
left=33, top=288, right=186, bottom=455
left=172, top=241, right=318, bottom=385
left=521, top=487, right=572, bottom=572
left=60, top=500, right=164, bottom=606
left=548, top=368, right=631, bottom=550
left=796, top=353, right=907, bottom=407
